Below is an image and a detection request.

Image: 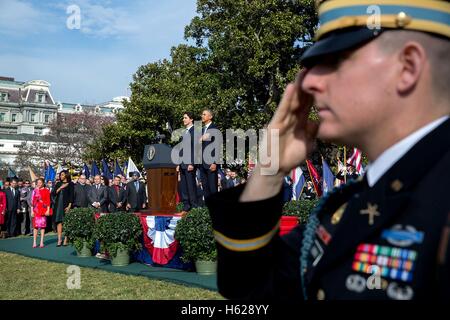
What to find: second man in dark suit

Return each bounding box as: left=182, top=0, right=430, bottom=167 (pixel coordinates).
left=199, top=109, right=220, bottom=199
left=108, top=175, right=126, bottom=212
left=125, top=172, right=147, bottom=213
left=73, top=174, right=90, bottom=208
left=88, top=175, right=108, bottom=213
left=5, top=179, right=20, bottom=237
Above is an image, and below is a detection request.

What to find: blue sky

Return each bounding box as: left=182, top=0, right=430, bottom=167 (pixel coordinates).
left=0, top=0, right=198, bottom=104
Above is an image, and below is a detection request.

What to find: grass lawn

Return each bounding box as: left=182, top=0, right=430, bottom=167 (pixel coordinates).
left=0, top=252, right=223, bottom=300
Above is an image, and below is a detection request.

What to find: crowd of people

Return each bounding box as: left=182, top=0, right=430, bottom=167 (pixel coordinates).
left=0, top=110, right=353, bottom=248
left=0, top=160, right=250, bottom=244
left=0, top=170, right=147, bottom=248
left=281, top=163, right=361, bottom=203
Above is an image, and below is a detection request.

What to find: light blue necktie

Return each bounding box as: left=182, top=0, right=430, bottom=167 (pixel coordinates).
left=135, top=181, right=139, bottom=192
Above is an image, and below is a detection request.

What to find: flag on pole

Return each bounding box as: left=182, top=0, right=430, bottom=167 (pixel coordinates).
left=335, top=157, right=346, bottom=187
left=306, top=160, right=322, bottom=197
left=123, top=160, right=128, bottom=177
left=41, top=161, right=46, bottom=178
left=347, top=148, right=363, bottom=174
left=101, top=159, right=113, bottom=180
left=28, top=166, right=38, bottom=181
left=91, top=161, right=100, bottom=177
left=127, top=157, right=140, bottom=177
left=291, top=166, right=306, bottom=200
left=45, top=161, right=56, bottom=182
left=7, top=167, right=17, bottom=179
left=322, top=158, right=335, bottom=195
left=114, top=160, right=124, bottom=176
left=82, top=163, right=90, bottom=179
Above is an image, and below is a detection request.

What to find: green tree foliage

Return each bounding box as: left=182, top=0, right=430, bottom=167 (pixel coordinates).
left=85, top=0, right=318, bottom=165
left=185, top=0, right=318, bottom=129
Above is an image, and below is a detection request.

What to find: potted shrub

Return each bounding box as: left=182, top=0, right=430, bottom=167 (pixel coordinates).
left=175, top=207, right=217, bottom=275
left=64, top=207, right=96, bottom=257
left=280, top=199, right=319, bottom=235
left=94, top=212, right=142, bottom=266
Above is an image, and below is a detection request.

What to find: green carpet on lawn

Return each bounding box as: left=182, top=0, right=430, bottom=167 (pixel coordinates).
left=0, top=235, right=217, bottom=291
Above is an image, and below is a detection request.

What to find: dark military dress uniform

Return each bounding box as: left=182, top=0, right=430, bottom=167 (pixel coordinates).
left=207, top=118, right=450, bottom=301
left=206, top=0, right=450, bottom=300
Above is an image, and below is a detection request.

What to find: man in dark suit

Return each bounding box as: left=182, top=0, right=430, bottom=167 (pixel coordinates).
left=46, top=180, right=55, bottom=233
left=18, top=180, right=32, bottom=235
left=87, top=175, right=108, bottom=213
left=125, top=171, right=147, bottom=213
left=206, top=0, right=450, bottom=301
left=73, top=174, right=90, bottom=208
left=108, top=175, right=126, bottom=212
left=199, top=109, right=220, bottom=199
left=282, top=175, right=293, bottom=204
left=220, top=168, right=233, bottom=191
left=336, top=164, right=360, bottom=182
left=178, top=112, right=199, bottom=212
left=5, top=179, right=20, bottom=237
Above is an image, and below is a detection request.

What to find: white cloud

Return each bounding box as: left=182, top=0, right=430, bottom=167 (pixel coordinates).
left=65, top=0, right=139, bottom=37
left=0, top=0, right=56, bottom=35
left=58, top=0, right=196, bottom=40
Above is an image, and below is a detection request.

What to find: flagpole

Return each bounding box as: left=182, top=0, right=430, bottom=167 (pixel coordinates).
left=343, top=146, right=347, bottom=184
left=306, top=160, right=320, bottom=197
left=298, top=182, right=306, bottom=199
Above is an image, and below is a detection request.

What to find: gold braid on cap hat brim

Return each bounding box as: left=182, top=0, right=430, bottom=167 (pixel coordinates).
left=315, top=0, right=450, bottom=40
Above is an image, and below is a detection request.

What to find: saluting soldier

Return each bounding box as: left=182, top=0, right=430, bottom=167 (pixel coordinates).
left=206, top=0, right=450, bottom=300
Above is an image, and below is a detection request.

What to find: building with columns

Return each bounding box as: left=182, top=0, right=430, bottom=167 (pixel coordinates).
left=0, top=76, right=129, bottom=167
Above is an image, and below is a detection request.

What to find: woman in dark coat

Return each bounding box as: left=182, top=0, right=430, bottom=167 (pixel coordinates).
left=52, top=170, right=74, bottom=246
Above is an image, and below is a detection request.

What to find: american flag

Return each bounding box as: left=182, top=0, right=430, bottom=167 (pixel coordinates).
left=291, top=166, right=306, bottom=200
left=347, top=148, right=363, bottom=174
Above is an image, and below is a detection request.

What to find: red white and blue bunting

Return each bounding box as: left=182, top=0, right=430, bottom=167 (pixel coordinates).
left=141, top=215, right=181, bottom=265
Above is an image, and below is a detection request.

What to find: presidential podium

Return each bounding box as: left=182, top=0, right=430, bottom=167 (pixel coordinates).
left=133, top=144, right=187, bottom=269
left=141, top=144, right=178, bottom=215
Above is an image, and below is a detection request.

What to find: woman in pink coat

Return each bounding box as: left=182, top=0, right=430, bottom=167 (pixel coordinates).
left=31, top=178, right=51, bottom=248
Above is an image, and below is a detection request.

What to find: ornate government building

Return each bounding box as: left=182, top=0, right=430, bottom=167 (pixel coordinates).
left=0, top=76, right=129, bottom=165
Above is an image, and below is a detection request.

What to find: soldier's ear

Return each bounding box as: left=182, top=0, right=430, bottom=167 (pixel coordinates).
left=396, top=41, right=426, bottom=95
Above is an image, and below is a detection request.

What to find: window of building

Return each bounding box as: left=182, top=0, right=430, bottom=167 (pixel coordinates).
left=0, top=144, right=4, bottom=147
left=35, top=92, right=46, bottom=103
left=0, top=112, right=5, bottom=122
left=11, top=114, right=16, bottom=122
left=44, top=114, right=50, bottom=123
left=30, top=113, right=36, bottom=122
left=0, top=92, right=8, bottom=102
left=13, top=144, right=22, bottom=148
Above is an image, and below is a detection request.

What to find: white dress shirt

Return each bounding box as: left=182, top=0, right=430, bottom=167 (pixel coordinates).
left=185, top=124, right=193, bottom=134
left=366, top=116, right=449, bottom=187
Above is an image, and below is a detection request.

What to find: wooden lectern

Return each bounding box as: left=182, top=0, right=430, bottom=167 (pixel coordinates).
left=141, top=144, right=178, bottom=215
